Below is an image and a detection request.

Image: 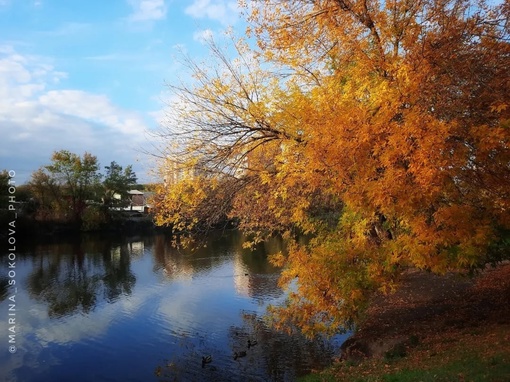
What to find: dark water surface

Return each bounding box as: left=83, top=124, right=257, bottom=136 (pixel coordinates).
left=0, top=231, right=347, bottom=381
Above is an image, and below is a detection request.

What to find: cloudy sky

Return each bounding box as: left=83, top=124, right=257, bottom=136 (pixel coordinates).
left=0, top=0, right=243, bottom=184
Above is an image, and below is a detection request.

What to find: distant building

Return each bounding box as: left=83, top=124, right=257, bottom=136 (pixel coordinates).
left=163, top=159, right=205, bottom=186
left=113, top=190, right=154, bottom=213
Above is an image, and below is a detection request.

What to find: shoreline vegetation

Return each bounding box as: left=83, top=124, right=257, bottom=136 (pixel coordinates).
left=0, top=152, right=163, bottom=242
left=0, top=208, right=160, bottom=243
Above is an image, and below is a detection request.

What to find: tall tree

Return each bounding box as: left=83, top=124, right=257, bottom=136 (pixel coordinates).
left=102, top=161, right=138, bottom=208
left=28, top=168, right=63, bottom=220
left=154, top=0, right=510, bottom=336
left=45, top=150, right=101, bottom=221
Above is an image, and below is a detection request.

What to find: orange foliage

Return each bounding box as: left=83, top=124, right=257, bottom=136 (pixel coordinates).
left=155, top=0, right=510, bottom=335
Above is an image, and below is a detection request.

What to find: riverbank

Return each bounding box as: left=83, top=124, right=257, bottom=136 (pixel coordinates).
left=0, top=209, right=159, bottom=242
left=302, top=262, right=510, bottom=381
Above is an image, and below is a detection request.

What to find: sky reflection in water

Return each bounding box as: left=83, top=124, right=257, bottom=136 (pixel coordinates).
left=0, top=232, right=348, bottom=382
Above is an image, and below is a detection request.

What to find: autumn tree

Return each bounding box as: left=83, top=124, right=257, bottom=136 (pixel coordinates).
left=41, top=150, right=101, bottom=221
left=28, top=168, right=64, bottom=220
left=154, top=0, right=510, bottom=336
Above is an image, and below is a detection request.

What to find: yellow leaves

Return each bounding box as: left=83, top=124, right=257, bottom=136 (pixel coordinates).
left=350, top=288, right=364, bottom=302
left=490, top=102, right=508, bottom=114
left=269, top=251, right=286, bottom=268
left=268, top=232, right=381, bottom=336
left=152, top=164, right=223, bottom=234
left=153, top=0, right=510, bottom=337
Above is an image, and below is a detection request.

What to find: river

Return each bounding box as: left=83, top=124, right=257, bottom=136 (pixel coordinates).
left=0, top=231, right=348, bottom=381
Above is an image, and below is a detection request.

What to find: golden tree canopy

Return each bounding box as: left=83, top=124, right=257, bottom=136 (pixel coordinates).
left=154, top=0, right=510, bottom=336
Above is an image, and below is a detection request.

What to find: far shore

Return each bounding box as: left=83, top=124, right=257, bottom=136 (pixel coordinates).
left=0, top=209, right=161, bottom=245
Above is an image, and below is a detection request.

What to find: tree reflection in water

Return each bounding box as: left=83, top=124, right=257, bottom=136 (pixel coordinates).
left=1, top=231, right=344, bottom=382
left=26, top=236, right=137, bottom=317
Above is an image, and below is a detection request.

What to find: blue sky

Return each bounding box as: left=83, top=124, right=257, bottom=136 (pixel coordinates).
left=0, top=0, right=244, bottom=184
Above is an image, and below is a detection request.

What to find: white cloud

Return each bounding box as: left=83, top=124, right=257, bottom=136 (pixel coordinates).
left=193, top=28, right=214, bottom=43
left=0, top=48, right=55, bottom=101
left=185, top=0, right=240, bottom=26
left=0, top=45, right=153, bottom=183
left=128, top=0, right=167, bottom=21
left=39, top=90, right=145, bottom=136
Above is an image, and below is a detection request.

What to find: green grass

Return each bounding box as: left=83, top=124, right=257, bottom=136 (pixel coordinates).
left=382, top=354, right=510, bottom=382
left=301, top=353, right=510, bottom=382
left=300, top=331, right=510, bottom=382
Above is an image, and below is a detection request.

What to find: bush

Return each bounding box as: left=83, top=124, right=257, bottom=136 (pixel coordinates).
left=81, top=206, right=108, bottom=231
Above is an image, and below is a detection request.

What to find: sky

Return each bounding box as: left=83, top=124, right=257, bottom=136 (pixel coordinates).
left=0, top=0, right=244, bottom=184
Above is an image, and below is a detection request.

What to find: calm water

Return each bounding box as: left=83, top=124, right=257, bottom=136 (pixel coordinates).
left=0, top=231, right=347, bottom=382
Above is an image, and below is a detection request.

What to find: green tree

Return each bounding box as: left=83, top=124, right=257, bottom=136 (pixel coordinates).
left=45, top=150, right=101, bottom=221
left=102, top=161, right=138, bottom=208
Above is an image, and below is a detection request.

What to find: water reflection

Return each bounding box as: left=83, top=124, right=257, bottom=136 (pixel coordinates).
left=150, top=232, right=283, bottom=303
left=26, top=237, right=137, bottom=317
left=0, top=231, right=345, bottom=382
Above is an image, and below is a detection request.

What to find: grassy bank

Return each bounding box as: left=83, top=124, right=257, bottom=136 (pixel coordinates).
left=302, top=324, right=509, bottom=381
left=301, top=263, right=510, bottom=382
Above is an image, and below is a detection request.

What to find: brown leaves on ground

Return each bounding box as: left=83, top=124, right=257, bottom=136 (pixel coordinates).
left=342, top=262, right=510, bottom=360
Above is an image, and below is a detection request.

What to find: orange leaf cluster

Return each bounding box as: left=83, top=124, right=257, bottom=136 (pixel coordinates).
left=155, top=0, right=510, bottom=336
